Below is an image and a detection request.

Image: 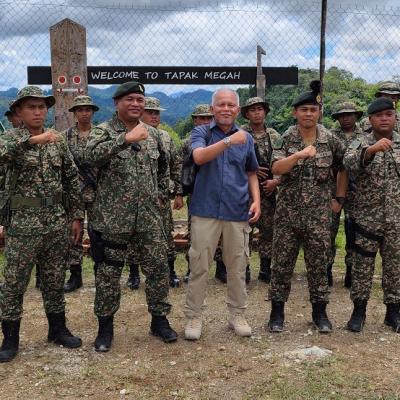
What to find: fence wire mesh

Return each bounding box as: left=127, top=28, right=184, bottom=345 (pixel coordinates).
left=1, top=0, right=399, bottom=132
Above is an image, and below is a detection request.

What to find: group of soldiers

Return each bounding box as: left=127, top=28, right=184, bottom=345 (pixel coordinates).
left=0, top=78, right=400, bottom=362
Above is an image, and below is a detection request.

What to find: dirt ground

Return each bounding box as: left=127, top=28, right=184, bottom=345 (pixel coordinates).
left=1, top=249, right=400, bottom=400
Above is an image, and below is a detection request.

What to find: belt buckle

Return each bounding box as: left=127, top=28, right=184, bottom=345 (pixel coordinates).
left=41, top=197, right=54, bottom=207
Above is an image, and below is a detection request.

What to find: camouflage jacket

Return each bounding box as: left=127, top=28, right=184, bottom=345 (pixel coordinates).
left=331, top=124, right=364, bottom=214
left=0, top=127, right=84, bottom=234
left=360, top=111, right=400, bottom=133
left=158, top=129, right=183, bottom=199
left=64, top=124, right=97, bottom=204
left=272, top=124, right=346, bottom=221
left=343, top=130, right=400, bottom=229
left=85, top=113, right=168, bottom=234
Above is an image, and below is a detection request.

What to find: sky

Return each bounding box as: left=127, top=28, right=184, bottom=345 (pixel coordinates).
left=1, top=0, right=400, bottom=93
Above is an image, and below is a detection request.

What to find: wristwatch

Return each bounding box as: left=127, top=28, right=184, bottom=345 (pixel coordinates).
left=223, top=137, right=232, bottom=147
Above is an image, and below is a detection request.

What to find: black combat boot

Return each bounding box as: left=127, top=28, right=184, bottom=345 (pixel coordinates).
left=258, top=257, right=271, bottom=283
left=384, top=303, right=400, bottom=333
left=311, top=302, right=332, bottom=333
left=47, top=312, right=82, bottom=348
left=0, top=319, right=21, bottom=363
left=215, top=260, right=227, bottom=284
left=150, top=315, right=178, bottom=343
left=347, top=299, right=367, bottom=332
left=63, top=265, right=83, bottom=293
left=94, top=316, right=114, bottom=352
left=344, top=264, right=352, bottom=289
left=126, top=263, right=140, bottom=290
left=245, top=265, right=251, bottom=284
left=168, top=258, right=180, bottom=288
left=35, top=266, right=41, bottom=289
left=268, top=301, right=285, bottom=332
left=327, top=264, right=333, bottom=287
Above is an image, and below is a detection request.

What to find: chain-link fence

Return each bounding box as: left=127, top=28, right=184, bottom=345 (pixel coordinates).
left=1, top=0, right=399, bottom=132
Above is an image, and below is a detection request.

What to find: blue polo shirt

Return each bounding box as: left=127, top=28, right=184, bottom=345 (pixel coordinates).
left=189, top=120, right=259, bottom=222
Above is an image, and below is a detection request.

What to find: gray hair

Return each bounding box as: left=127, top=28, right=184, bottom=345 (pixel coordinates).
left=211, top=89, right=240, bottom=106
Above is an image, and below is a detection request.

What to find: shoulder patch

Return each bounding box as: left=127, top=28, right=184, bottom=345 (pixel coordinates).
left=349, top=138, right=362, bottom=150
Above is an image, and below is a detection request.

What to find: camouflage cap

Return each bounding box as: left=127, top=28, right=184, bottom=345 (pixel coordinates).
left=375, top=81, right=400, bottom=97
left=368, top=97, right=395, bottom=115
left=11, top=86, right=55, bottom=110
left=68, top=95, right=99, bottom=112
left=112, top=81, right=145, bottom=99
left=241, top=97, right=270, bottom=119
left=144, top=96, right=166, bottom=111
left=191, top=104, right=213, bottom=117
left=331, top=101, right=363, bottom=120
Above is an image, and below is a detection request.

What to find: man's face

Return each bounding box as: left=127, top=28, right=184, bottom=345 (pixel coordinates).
left=115, top=93, right=145, bottom=122
left=336, top=113, right=357, bottom=131
left=141, top=109, right=160, bottom=128
left=7, top=113, right=22, bottom=128
left=379, top=93, right=399, bottom=104
left=369, top=110, right=396, bottom=135
left=211, top=91, right=240, bottom=127
left=15, top=98, right=47, bottom=130
left=246, top=104, right=266, bottom=125
left=74, top=106, right=94, bottom=125
left=193, top=115, right=213, bottom=126
left=293, top=104, right=320, bottom=129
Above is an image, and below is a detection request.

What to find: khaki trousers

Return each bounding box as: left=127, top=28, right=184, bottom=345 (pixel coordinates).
left=184, top=216, right=251, bottom=318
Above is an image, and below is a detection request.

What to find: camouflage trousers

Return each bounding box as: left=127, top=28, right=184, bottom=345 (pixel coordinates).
left=329, top=208, right=356, bottom=269
left=270, top=213, right=330, bottom=303
left=351, top=221, right=400, bottom=304
left=95, top=229, right=170, bottom=317
left=1, top=228, right=69, bottom=320
left=68, top=202, right=94, bottom=266
left=252, top=196, right=275, bottom=260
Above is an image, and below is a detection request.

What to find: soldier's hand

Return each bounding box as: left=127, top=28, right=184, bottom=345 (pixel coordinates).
left=262, top=178, right=279, bottom=195
left=229, top=130, right=247, bottom=145
left=71, top=220, right=82, bottom=245
left=368, top=138, right=393, bottom=154
left=125, top=123, right=148, bottom=144
left=173, top=195, right=184, bottom=210
left=257, top=166, right=269, bottom=180
left=331, top=199, right=342, bottom=214
left=297, top=145, right=316, bottom=159
left=29, top=129, right=60, bottom=145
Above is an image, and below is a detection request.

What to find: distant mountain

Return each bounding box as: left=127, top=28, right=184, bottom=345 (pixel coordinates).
left=0, top=86, right=212, bottom=127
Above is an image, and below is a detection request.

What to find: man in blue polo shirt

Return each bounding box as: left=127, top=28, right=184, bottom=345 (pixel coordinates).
left=184, top=89, right=261, bottom=340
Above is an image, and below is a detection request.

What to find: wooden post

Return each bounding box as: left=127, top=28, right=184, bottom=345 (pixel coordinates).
left=50, top=19, right=88, bottom=131
left=256, top=45, right=266, bottom=99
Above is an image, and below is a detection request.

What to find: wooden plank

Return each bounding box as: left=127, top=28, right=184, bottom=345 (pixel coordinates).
left=28, top=66, right=298, bottom=86
left=50, top=18, right=88, bottom=131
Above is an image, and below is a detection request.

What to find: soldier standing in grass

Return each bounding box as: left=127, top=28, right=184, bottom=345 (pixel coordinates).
left=86, top=81, right=177, bottom=352
left=327, top=101, right=364, bottom=288
left=241, top=97, right=280, bottom=284
left=64, top=95, right=99, bottom=293
left=0, top=86, right=84, bottom=362
left=125, top=96, right=183, bottom=290
left=344, top=97, right=400, bottom=333
left=267, top=81, right=347, bottom=334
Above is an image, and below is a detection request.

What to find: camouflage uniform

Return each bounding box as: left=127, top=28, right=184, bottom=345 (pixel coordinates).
left=0, top=126, right=83, bottom=320
left=241, top=122, right=280, bottom=261
left=270, top=124, right=346, bottom=303
left=360, top=111, right=400, bottom=133
left=86, top=113, right=171, bottom=317
left=64, top=124, right=97, bottom=267
left=343, top=130, right=400, bottom=304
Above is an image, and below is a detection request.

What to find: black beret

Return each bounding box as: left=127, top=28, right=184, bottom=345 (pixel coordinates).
left=367, top=97, right=395, bottom=115
left=292, top=80, right=322, bottom=108
left=112, top=81, right=145, bottom=99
